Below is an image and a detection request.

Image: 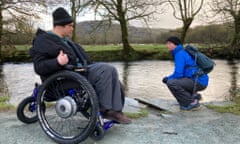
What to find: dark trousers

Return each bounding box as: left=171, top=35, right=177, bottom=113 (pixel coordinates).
left=87, top=63, right=123, bottom=111
left=166, top=78, right=206, bottom=107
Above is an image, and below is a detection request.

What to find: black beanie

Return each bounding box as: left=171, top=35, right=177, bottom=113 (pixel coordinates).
left=53, top=7, right=73, bottom=26
left=166, top=36, right=182, bottom=45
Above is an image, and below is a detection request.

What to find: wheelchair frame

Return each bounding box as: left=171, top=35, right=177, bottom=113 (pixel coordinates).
left=17, top=69, right=118, bottom=143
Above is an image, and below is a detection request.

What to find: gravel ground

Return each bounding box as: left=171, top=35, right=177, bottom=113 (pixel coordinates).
left=1, top=106, right=240, bottom=144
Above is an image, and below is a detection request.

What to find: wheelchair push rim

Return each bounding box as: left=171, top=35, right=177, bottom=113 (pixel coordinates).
left=37, top=71, right=99, bottom=144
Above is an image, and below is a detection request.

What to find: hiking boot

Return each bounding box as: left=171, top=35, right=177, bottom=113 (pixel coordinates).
left=180, top=99, right=201, bottom=111
left=104, top=110, right=132, bottom=124
left=194, top=93, right=202, bottom=101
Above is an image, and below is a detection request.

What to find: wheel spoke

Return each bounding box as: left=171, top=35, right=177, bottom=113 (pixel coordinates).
left=40, top=88, right=93, bottom=137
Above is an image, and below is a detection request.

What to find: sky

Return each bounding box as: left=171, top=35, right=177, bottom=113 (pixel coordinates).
left=38, top=1, right=211, bottom=30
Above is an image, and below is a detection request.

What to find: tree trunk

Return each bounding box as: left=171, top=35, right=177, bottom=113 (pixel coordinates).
left=0, top=6, right=2, bottom=61
left=116, top=0, right=134, bottom=58
left=71, top=0, right=77, bottom=42
left=103, top=25, right=107, bottom=44
left=231, top=15, right=240, bottom=47
left=180, top=18, right=193, bottom=44
left=228, top=15, right=240, bottom=57
left=119, top=19, right=134, bottom=55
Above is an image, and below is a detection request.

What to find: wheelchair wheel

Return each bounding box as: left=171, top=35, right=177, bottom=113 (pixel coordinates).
left=37, top=71, right=99, bottom=144
left=90, top=125, right=105, bottom=141
left=17, top=96, right=38, bottom=124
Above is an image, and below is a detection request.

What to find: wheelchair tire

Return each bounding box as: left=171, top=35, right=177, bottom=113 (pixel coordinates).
left=90, top=125, right=105, bottom=141
left=37, top=71, right=99, bottom=144
left=17, top=96, right=38, bottom=124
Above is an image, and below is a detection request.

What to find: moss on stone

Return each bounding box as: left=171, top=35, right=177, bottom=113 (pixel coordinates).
left=124, top=109, right=149, bottom=119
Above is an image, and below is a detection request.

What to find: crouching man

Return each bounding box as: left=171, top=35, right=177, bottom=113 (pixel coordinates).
left=162, top=36, right=209, bottom=111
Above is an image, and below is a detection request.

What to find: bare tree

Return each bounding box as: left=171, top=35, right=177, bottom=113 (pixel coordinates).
left=0, top=0, right=46, bottom=60
left=47, top=0, right=91, bottom=42
left=90, top=0, right=163, bottom=58
left=69, top=0, right=91, bottom=41
left=168, top=0, right=204, bottom=43
left=210, top=0, right=240, bottom=52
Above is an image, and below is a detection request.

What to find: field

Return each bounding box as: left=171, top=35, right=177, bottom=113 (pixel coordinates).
left=12, top=43, right=228, bottom=62
left=15, top=44, right=168, bottom=52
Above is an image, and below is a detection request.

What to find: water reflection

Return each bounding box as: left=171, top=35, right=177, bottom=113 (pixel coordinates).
left=228, top=60, right=239, bottom=99
left=122, top=62, right=130, bottom=91
left=2, top=60, right=239, bottom=106
left=115, top=60, right=236, bottom=103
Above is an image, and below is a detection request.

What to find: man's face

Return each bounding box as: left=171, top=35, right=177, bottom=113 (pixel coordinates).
left=166, top=41, right=177, bottom=51
left=62, top=23, right=74, bottom=37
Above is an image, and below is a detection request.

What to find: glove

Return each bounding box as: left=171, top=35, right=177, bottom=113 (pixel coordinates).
left=162, top=77, right=168, bottom=84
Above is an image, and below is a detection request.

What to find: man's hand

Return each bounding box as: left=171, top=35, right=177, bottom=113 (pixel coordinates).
left=57, top=50, right=69, bottom=65
left=162, top=77, right=168, bottom=84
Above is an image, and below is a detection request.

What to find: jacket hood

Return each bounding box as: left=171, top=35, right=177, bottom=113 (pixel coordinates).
left=33, top=28, right=62, bottom=45
left=35, top=28, right=46, bottom=36
left=172, top=44, right=184, bottom=55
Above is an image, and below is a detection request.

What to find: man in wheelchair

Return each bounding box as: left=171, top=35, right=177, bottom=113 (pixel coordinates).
left=30, top=7, right=131, bottom=124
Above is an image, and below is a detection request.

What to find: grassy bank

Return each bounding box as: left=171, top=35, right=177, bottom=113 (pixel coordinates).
left=124, top=109, right=149, bottom=119
left=14, top=44, right=167, bottom=52
left=207, top=87, right=240, bottom=115
left=0, top=80, right=14, bottom=112
left=2, top=44, right=169, bottom=62
left=0, top=66, right=14, bottom=111
left=0, top=96, right=14, bottom=112
left=1, top=44, right=230, bottom=62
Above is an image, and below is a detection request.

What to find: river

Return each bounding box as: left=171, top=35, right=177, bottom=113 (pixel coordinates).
left=2, top=60, right=239, bottom=106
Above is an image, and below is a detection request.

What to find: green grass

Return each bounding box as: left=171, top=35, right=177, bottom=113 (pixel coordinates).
left=132, top=44, right=166, bottom=51
left=14, top=44, right=169, bottom=61
left=206, top=104, right=240, bottom=115
left=15, top=44, right=167, bottom=52
left=0, top=96, right=14, bottom=112
left=124, top=109, right=149, bottom=119
left=207, top=88, right=240, bottom=115
left=83, top=44, right=167, bottom=51
left=83, top=45, right=123, bottom=52
left=12, top=43, right=228, bottom=62
left=15, top=45, right=31, bottom=51
left=14, top=43, right=226, bottom=52
left=0, top=96, right=10, bottom=103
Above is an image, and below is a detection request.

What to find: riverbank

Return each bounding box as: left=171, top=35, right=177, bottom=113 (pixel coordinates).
left=1, top=44, right=237, bottom=62
left=0, top=66, right=14, bottom=111
left=207, top=87, right=240, bottom=115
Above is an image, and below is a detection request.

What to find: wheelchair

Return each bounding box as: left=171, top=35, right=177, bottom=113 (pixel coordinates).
left=17, top=65, right=124, bottom=144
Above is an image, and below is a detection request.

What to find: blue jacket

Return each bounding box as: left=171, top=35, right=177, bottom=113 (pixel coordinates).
left=167, top=45, right=209, bottom=86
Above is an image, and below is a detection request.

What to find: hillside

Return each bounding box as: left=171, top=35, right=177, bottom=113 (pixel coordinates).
left=75, top=20, right=169, bottom=44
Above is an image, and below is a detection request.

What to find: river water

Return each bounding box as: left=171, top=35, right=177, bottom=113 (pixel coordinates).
left=2, top=60, right=239, bottom=106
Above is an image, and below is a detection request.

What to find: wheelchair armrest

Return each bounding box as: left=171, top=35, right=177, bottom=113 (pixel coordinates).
left=63, top=64, right=75, bottom=70
left=63, top=64, right=87, bottom=72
